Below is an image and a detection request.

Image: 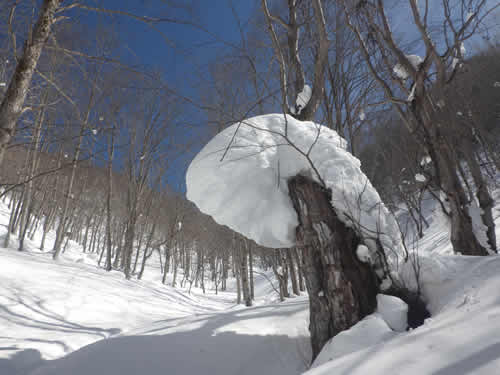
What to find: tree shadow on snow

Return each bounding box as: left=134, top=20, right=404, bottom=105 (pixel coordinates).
left=432, top=342, right=500, bottom=375
left=0, top=348, right=45, bottom=375
left=29, top=301, right=311, bottom=375
left=0, top=284, right=121, bottom=361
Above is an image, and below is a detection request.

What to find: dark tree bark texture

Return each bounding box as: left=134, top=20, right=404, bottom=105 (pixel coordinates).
left=0, top=0, right=61, bottom=166
left=288, top=175, right=380, bottom=360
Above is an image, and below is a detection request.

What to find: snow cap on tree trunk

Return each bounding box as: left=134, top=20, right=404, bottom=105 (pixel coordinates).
left=186, top=114, right=403, bottom=258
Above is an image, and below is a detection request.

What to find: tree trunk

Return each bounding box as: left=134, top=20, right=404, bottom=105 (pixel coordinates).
left=0, top=0, right=61, bottom=166
left=19, top=95, right=46, bottom=251
left=105, top=128, right=115, bottom=270
left=287, top=248, right=300, bottom=296
left=293, top=247, right=305, bottom=292
left=240, top=239, right=252, bottom=306
left=288, top=175, right=380, bottom=361
left=248, top=244, right=254, bottom=300
left=464, top=149, right=496, bottom=253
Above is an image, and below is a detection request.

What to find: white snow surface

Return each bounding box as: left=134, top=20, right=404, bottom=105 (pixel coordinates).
left=376, top=294, right=408, bottom=332
left=0, top=173, right=498, bottom=375
left=186, top=114, right=404, bottom=260
left=468, top=199, right=494, bottom=254
left=311, top=314, right=394, bottom=369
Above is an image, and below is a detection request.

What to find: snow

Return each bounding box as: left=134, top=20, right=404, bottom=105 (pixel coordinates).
left=393, top=63, right=409, bottom=80
left=407, top=84, right=416, bottom=101
left=306, top=255, right=500, bottom=375
left=356, top=244, right=371, bottom=263
left=295, top=84, right=312, bottom=115
left=29, top=297, right=311, bottom=375
left=468, top=199, right=494, bottom=254
left=376, top=294, right=408, bottom=332
left=311, top=314, right=394, bottom=369
left=407, top=54, right=423, bottom=69
left=0, top=193, right=311, bottom=374
left=420, top=155, right=432, bottom=166
left=186, top=114, right=404, bottom=262
left=92, top=129, right=97, bottom=135
left=394, top=55, right=423, bottom=79
left=460, top=42, right=466, bottom=56
left=0, top=134, right=498, bottom=375
left=379, top=276, right=392, bottom=291
left=359, top=109, right=366, bottom=121
left=0, top=82, right=6, bottom=87
left=415, top=173, right=426, bottom=182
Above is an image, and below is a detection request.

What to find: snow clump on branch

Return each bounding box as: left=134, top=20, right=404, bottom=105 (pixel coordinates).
left=186, top=114, right=404, bottom=261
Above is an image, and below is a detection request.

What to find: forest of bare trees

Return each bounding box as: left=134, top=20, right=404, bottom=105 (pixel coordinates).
left=0, top=0, right=499, bottom=365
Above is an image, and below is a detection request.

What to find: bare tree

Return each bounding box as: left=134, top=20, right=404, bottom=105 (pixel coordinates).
left=0, top=0, right=61, bottom=165
left=342, top=0, right=498, bottom=255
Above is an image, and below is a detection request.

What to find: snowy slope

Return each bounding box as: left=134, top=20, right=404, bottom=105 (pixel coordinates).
left=0, top=197, right=235, bottom=374
left=0, top=177, right=499, bottom=374
left=307, top=255, right=500, bottom=375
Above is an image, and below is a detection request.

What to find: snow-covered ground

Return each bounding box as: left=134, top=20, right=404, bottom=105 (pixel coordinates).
left=0, top=175, right=499, bottom=374
left=0, top=197, right=310, bottom=375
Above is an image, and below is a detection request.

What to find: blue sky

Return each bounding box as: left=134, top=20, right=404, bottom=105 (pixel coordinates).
left=70, top=1, right=258, bottom=190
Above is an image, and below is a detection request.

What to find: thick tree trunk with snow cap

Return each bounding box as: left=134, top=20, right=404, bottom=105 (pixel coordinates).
left=288, top=175, right=380, bottom=361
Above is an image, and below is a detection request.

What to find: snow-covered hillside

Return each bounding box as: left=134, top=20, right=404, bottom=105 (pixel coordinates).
left=0, top=181, right=499, bottom=374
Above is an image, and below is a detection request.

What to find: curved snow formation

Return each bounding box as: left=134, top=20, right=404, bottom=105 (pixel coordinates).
left=186, top=114, right=403, bottom=259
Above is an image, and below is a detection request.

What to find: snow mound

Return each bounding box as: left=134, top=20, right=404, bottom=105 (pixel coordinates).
left=376, top=294, right=408, bottom=332
left=186, top=114, right=403, bottom=260
left=312, top=314, right=394, bottom=369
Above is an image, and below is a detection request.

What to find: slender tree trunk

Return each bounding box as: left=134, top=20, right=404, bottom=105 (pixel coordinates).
left=0, top=0, right=61, bottom=166
left=113, top=229, right=124, bottom=269
left=234, top=247, right=241, bottom=304
left=19, top=96, right=46, bottom=251
left=287, top=248, right=300, bottom=296
left=172, top=248, right=179, bottom=287
left=53, top=122, right=86, bottom=259
left=139, top=223, right=156, bottom=280
left=240, top=239, right=252, bottom=306
left=293, top=247, right=305, bottom=292
left=248, top=244, right=254, bottom=300
left=105, top=128, right=115, bottom=270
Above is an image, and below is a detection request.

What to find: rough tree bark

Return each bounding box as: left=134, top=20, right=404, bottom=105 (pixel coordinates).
left=288, top=175, right=380, bottom=360
left=0, top=0, right=61, bottom=166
